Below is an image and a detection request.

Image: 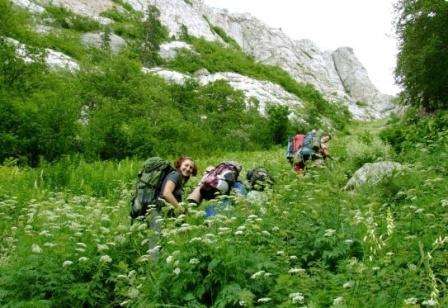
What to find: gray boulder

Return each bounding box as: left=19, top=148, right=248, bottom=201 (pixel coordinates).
left=81, top=32, right=126, bottom=54
left=345, top=161, right=403, bottom=190
left=158, top=41, right=193, bottom=60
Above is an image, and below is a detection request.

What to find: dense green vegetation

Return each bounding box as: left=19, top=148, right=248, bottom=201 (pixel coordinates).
left=395, top=0, right=448, bottom=111
left=1, top=120, right=448, bottom=306
left=4, top=0, right=448, bottom=305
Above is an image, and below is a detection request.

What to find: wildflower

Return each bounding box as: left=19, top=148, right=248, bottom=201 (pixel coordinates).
left=261, top=230, right=271, bottom=236
left=127, top=287, right=139, bottom=299
left=147, top=245, right=161, bottom=255
left=120, top=300, right=129, bottom=306
left=324, top=229, right=336, bottom=237
left=422, top=299, right=437, bottom=306
left=239, top=300, right=245, bottom=306
left=237, top=225, right=246, bottom=231
left=137, top=223, right=147, bottom=231
left=31, top=244, right=42, bottom=254
left=257, top=298, right=271, bottom=303
left=173, top=267, right=181, bottom=275
left=166, top=255, right=174, bottom=264
left=141, top=239, right=149, bottom=246
left=100, top=255, right=112, bottom=263
left=137, top=255, right=151, bottom=263
left=276, top=250, right=285, bottom=256
left=76, top=242, right=87, bottom=248
left=63, top=260, right=73, bottom=267
left=97, top=243, right=109, bottom=252
left=290, top=255, right=298, bottom=260
left=333, top=296, right=344, bottom=305
left=43, top=242, right=56, bottom=248
left=289, top=267, right=306, bottom=275
left=79, top=257, right=89, bottom=262
left=218, top=227, right=231, bottom=233
left=251, top=271, right=266, bottom=279
left=76, top=248, right=85, bottom=253
left=189, top=258, right=200, bottom=265
left=343, top=281, right=354, bottom=289
left=344, top=239, right=354, bottom=245
left=289, top=292, right=305, bottom=304
left=234, top=230, right=244, bottom=236
left=272, top=226, right=280, bottom=232
left=404, top=298, right=418, bottom=305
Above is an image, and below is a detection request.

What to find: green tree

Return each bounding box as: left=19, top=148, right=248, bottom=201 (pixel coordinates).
left=267, top=105, right=289, bottom=144
left=395, top=0, right=448, bottom=111
left=139, top=5, right=168, bottom=66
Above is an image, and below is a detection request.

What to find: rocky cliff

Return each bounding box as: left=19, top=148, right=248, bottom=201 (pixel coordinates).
left=13, top=0, right=395, bottom=119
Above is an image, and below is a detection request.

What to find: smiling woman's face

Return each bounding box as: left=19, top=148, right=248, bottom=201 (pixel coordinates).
left=179, top=159, right=195, bottom=178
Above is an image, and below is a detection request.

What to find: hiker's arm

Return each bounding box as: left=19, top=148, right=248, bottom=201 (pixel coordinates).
left=162, top=180, right=180, bottom=208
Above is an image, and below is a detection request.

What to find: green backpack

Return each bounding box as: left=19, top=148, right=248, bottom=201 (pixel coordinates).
left=130, top=157, right=173, bottom=220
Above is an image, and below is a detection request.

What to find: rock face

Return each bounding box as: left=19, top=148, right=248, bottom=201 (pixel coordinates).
left=12, top=0, right=45, bottom=13
left=6, top=38, right=80, bottom=72
left=36, top=0, right=113, bottom=25
left=81, top=32, right=127, bottom=54
left=198, top=72, right=303, bottom=114
left=143, top=68, right=303, bottom=114
left=332, top=47, right=394, bottom=119
left=15, top=0, right=395, bottom=119
left=345, top=161, right=403, bottom=190
left=159, top=41, right=194, bottom=60
left=142, top=67, right=190, bottom=85
left=147, top=0, right=394, bottom=119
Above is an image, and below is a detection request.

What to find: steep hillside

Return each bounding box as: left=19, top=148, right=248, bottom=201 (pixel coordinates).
left=1, top=0, right=351, bottom=165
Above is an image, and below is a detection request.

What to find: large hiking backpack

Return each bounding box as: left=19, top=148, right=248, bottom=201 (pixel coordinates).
left=286, top=134, right=305, bottom=160
left=130, top=157, right=174, bottom=220
left=303, top=130, right=323, bottom=151
left=246, top=167, right=274, bottom=191
left=201, top=161, right=242, bottom=195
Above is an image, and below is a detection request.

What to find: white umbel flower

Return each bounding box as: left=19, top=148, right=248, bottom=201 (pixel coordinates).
left=100, top=255, right=112, bottom=263
left=63, top=260, right=73, bottom=267
left=31, top=244, right=42, bottom=254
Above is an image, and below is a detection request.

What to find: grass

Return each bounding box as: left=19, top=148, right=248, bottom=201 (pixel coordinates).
left=1, top=120, right=447, bottom=306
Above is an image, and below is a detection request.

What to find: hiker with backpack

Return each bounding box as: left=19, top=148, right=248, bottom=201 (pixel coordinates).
left=160, top=156, right=198, bottom=214
left=286, top=129, right=331, bottom=173
left=130, top=156, right=197, bottom=222
left=203, top=167, right=274, bottom=217
left=187, top=161, right=242, bottom=205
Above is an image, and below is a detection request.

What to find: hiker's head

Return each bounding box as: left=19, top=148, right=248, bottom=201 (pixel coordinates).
left=204, top=165, right=214, bottom=174
left=321, top=132, right=331, bottom=144
left=175, top=156, right=197, bottom=178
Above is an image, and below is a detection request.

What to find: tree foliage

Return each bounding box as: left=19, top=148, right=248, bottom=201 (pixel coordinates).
left=395, top=0, right=448, bottom=111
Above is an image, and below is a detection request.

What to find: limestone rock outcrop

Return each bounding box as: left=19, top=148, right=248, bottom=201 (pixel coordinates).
left=159, top=41, right=194, bottom=60
left=345, top=161, right=403, bottom=190
left=6, top=37, right=80, bottom=72
left=81, top=32, right=127, bottom=54
left=143, top=68, right=303, bottom=115
left=13, top=0, right=395, bottom=119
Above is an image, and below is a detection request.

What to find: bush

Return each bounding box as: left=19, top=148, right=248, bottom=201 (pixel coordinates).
left=395, top=0, right=448, bottom=111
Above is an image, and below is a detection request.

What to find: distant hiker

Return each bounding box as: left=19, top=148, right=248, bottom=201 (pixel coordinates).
left=130, top=156, right=197, bottom=222
left=288, top=129, right=331, bottom=173
left=188, top=161, right=242, bottom=205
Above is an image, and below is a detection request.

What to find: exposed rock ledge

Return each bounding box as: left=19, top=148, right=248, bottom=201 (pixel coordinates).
left=5, top=38, right=80, bottom=72
left=143, top=67, right=303, bottom=115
